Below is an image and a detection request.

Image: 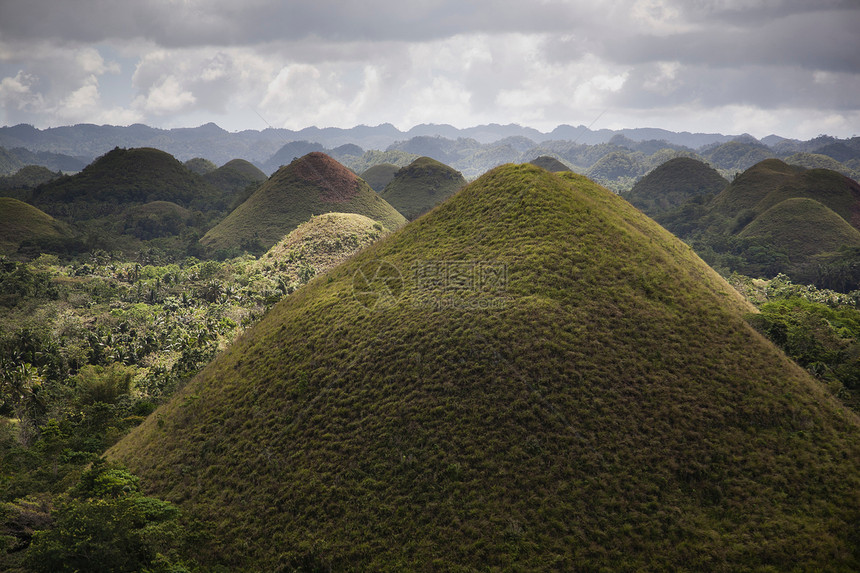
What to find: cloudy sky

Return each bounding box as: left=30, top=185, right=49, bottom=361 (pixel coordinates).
left=0, top=0, right=858, bottom=139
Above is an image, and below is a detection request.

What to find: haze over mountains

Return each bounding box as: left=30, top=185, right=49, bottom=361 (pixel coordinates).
left=2, top=122, right=858, bottom=173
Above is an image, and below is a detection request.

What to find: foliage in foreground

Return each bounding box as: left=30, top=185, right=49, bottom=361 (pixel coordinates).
left=1, top=460, right=188, bottom=573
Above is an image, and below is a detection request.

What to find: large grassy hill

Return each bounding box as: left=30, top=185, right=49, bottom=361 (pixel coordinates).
left=738, top=197, right=860, bottom=258
left=252, top=212, right=387, bottom=290
left=379, top=156, right=466, bottom=220
left=201, top=158, right=267, bottom=209
left=110, top=164, right=859, bottom=571
left=623, top=157, right=727, bottom=216
left=30, top=147, right=225, bottom=218
left=200, top=152, right=406, bottom=255
left=655, top=159, right=860, bottom=287
left=0, top=197, right=73, bottom=253
left=529, top=155, right=571, bottom=172
left=708, top=158, right=806, bottom=218
left=360, top=163, right=400, bottom=192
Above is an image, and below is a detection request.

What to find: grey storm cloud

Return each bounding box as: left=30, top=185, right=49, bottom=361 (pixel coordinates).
left=0, top=0, right=582, bottom=46
left=0, top=0, right=858, bottom=137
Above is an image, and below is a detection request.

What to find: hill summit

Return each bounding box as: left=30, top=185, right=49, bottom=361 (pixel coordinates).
left=200, top=152, right=406, bottom=254
left=110, top=164, right=859, bottom=571
left=624, top=156, right=728, bottom=216
left=31, top=147, right=222, bottom=217
left=379, top=156, right=467, bottom=220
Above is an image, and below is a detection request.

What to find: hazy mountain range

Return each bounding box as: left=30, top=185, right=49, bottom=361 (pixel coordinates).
left=0, top=122, right=842, bottom=166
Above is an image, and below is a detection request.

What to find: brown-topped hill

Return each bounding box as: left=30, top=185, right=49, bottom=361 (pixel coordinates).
left=200, top=152, right=406, bottom=254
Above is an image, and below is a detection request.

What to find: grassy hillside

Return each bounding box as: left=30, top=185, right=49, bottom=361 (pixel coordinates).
left=755, top=168, right=860, bottom=229
left=30, top=147, right=225, bottom=218
left=623, top=157, right=727, bottom=216
left=253, top=213, right=387, bottom=291
left=0, top=197, right=73, bottom=253
left=202, top=158, right=267, bottom=209
left=380, top=156, right=466, bottom=220
left=739, top=197, right=860, bottom=257
left=201, top=152, right=406, bottom=255
left=529, top=155, right=570, bottom=172
left=703, top=139, right=774, bottom=172
left=658, top=159, right=860, bottom=289
left=110, top=164, right=859, bottom=571
left=709, top=158, right=805, bottom=217
left=786, top=152, right=860, bottom=180
left=360, top=163, right=400, bottom=192
left=184, top=157, right=217, bottom=175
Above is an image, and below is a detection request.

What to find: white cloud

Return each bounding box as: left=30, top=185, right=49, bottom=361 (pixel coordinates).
left=133, top=76, right=196, bottom=115
left=0, top=1, right=857, bottom=137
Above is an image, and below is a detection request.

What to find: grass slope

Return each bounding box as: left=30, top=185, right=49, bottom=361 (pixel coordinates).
left=30, top=147, right=225, bottom=217
left=202, top=159, right=267, bottom=203
left=786, top=152, right=860, bottom=180
left=709, top=158, right=805, bottom=217
left=201, top=152, right=406, bottom=253
left=0, top=197, right=72, bottom=253
left=252, top=212, right=386, bottom=288
left=623, top=157, right=728, bottom=216
left=360, top=163, right=400, bottom=192
left=529, top=155, right=571, bottom=172
left=754, top=168, right=860, bottom=230
left=109, top=164, right=860, bottom=571
left=380, top=156, right=467, bottom=220
left=739, top=197, right=860, bottom=258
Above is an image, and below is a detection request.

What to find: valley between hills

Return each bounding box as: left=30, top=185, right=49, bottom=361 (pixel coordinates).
left=1, top=124, right=859, bottom=571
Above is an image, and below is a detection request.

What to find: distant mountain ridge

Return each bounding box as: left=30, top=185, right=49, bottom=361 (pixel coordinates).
left=6, top=121, right=852, bottom=166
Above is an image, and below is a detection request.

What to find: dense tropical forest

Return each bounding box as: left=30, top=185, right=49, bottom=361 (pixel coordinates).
left=1, top=126, right=859, bottom=570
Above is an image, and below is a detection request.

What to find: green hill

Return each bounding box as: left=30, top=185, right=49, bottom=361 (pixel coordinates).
left=30, top=147, right=224, bottom=218
left=624, top=157, right=728, bottom=216
left=184, top=157, right=217, bottom=175
left=703, top=140, right=774, bottom=172
left=711, top=160, right=860, bottom=229
left=0, top=197, right=73, bottom=253
left=379, top=156, right=466, bottom=220
left=586, top=149, right=642, bottom=180
left=110, top=164, right=859, bottom=571
left=755, top=168, right=860, bottom=229
left=529, top=155, right=571, bottom=172
left=360, top=163, right=400, bottom=192
left=709, top=158, right=806, bottom=217
left=201, top=152, right=406, bottom=254
left=253, top=212, right=386, bottom=288
left=202, top=158, right=267, bottom=208
left=0, top=147, right=24, bottom=175
left=738, top=197, right=860, bottom=258
left=785, top=152, right=860, bottom=180
left=0, top=165, right=62, bottom=200
left=121, top=201, right=194, bottom=240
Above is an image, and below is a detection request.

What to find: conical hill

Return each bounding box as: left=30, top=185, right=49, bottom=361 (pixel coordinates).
left=739, top=197, right=860, bottom=258
left=380, top=156, right=467, bottom=220
left=109, top=164, right=860, bottom=571
left=31, top=147, right=222, bottom=217
left=200, top=152, right=406, bottom=253
left=0, top=197, right=73, bottom=253
left=710, top=159, right=860, bottom=228
left=624, top=156, right=728, bottom=216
